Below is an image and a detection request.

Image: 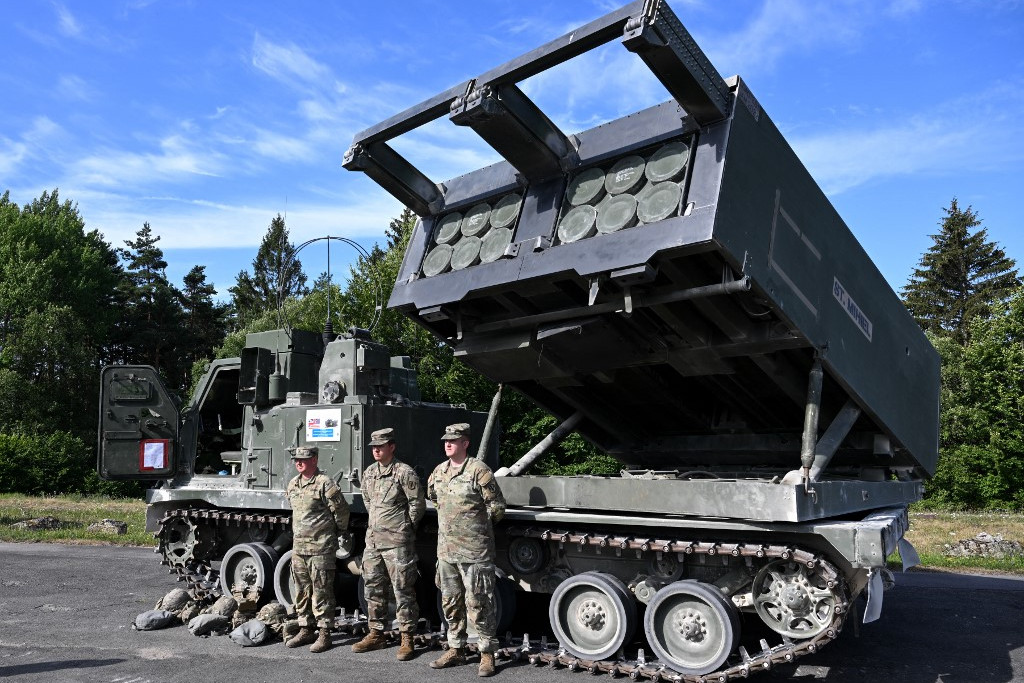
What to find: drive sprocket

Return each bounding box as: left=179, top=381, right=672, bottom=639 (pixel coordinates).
left=157, top=515, right=216, bottom=568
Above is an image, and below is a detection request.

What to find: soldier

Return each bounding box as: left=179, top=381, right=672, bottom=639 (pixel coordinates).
left=285, top=445, right=350, bottom=653
left=427, top=422, right=506, bottom=677
left=351, top=427, right=426, bottom=660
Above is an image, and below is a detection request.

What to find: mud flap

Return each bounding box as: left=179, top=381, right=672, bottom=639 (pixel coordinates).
left=897, top=537, right=920, bottom=571
left=863, top=568, right=883, bottom=624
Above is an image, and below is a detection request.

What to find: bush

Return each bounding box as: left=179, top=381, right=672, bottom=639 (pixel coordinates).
left=0, top=430, right=93, bottom=495
left=81, top=470, right=147, bottom=498
left=926, top=294, right=1024, bottom=512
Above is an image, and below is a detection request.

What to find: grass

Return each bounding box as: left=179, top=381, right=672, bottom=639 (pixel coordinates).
left=0, top=493, right=154, bottom=546
left=899, top=509, right=1024, bottom=574
left=1, top=495, right=1022, bottom=573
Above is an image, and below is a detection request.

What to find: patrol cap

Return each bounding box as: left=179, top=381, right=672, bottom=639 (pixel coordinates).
left=368, top=428, right=395, bottom=446
left=441, top=423, right=471, bottom=441
left=292, top=445, right=318, bottom=459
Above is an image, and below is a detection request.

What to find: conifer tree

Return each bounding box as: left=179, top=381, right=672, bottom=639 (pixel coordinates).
left=902, top=199, right=1019, bottom=344
left=229, top=214, right=308, bottom=327
left=117, top=223, right=184, bottom=388
left=178, top=265, right=229, bottom=387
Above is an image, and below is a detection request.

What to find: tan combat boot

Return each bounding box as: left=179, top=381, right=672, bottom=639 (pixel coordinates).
left=351, top=629, right=387, bottom=653
left=285, top=626, right=317, bottom=648
left=429, top=646, right=466, bottom=669
left=396, top=631, right=415, bottom=661
left=309, top=628, right=333, bottom=653
left=478, top=652, right=497, bottom=677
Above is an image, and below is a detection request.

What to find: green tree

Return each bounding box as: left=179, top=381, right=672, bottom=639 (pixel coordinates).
left=902, top=199, right=1019, bottom=344
left=0, top=189, right=122, bottom=438
left=116, top=223, right=186, bottom=391
left=178, top=265, right=229, bottom=389
left=229, top=214, right=308, bottom=328
left=927, top=289, right=1024, bottom=510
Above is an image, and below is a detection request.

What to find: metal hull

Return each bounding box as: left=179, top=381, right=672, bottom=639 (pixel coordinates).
left=498, top=476, right=922, bottom=524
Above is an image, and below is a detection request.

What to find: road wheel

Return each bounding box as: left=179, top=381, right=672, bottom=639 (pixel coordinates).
left=643, top=580, right=739, bottom=675
left=549, top=571, right=636, bottom=661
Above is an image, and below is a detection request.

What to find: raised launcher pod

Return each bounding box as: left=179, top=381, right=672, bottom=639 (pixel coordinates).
left=345, top=0, right=939, bottom=523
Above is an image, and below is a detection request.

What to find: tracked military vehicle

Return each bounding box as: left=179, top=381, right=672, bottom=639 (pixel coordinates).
left=341, top=0, right=938, bottom=678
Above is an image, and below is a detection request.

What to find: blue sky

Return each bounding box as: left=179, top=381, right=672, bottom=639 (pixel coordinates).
left=2, top=1, right=1022, bottom=302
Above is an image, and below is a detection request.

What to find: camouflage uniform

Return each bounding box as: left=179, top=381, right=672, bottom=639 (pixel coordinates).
left=287, top=450, right=350, bottom=630
left=361, top=428, right=426, bottom=633
left=428, top=424, right=506, bottom=654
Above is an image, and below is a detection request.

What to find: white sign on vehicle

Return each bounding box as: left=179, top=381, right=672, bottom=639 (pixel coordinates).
left=306, top=408, right=343, bottom=441
left=833, top=277, right=873, bottom=341
left=141, top=440, right=167, bottom=469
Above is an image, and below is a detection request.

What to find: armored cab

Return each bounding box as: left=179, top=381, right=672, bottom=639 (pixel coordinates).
left=344, top=0, right=938, bottom=677
left=98, top=326, right=497, bottom=605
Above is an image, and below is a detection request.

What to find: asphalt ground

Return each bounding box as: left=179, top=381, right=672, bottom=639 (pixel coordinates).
left=0, top=542, right=1022, bottom=682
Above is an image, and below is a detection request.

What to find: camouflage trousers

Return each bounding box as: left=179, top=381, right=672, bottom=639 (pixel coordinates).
left=362, top=544, right=419, bottom=632
left=291, top=552, right=336, bottom=629
left=436, top=558, right=497, bottom=653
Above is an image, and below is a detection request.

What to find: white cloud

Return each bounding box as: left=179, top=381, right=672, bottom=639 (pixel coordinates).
left=244, top=33, right=401, bottom=162
left=391, top=136, right=500, bottom=184
left=494, top=17, right=550, bottom=37
left=56, top=74, right=96, bottom=102
left=523, top=45, right=666, bottom=133
left=25, top=2, right=121, bottom=50
left=22, top=116, right=62, bottom=145
left=70, top=135, right=225, bottom=188
left=684, top=0, right=928, bottom=79
left=884, top=0, right=924, bottom=17
left=77, top=188, right=400, bottom=252
left=251, top=33, right=331, bottom=86
left=795, top=120, right=974, bottom=195
left=0, top=117, right=62, bottom=179
left=298, top=99, right=334, bottom=123
left=250, top=129, right=315, bottom=163
left=700, top=1, right=867, bottom=77
left=54, top=3, right=82, bottom=38
left=0, top=137, right=28, bottom=177
left=793, top=82, right=1024, bottom=195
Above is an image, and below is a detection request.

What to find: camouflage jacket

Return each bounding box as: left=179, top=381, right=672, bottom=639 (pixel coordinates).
left=427, top=457, right=505, bottom=563
left=287, top=470, right=350, bottom=555
left=362, top=458, right=425, bottom=550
